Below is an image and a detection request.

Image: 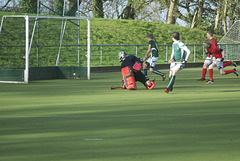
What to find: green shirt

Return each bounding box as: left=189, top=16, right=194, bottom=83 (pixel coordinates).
left=149, top=40, right=158, bottom=57
left=172, top=40, right=187, bottom=62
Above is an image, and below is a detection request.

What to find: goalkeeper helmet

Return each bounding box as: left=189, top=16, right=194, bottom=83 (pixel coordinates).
left=118, top=51, right=126, bottom=62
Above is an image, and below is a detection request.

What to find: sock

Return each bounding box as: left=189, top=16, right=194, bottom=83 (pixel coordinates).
left=209, top=69, right=213, bottom=81
left=224, top=69, right=234, bottom=75
left=202, top=68, right=207, bottom=79
left=152, top=70, right=164, bottom=76
left=167, top=75, right=176, bottom=89
left=223, top=62, right=231, bottom=68
left=143, top=69, right=147, bottom=76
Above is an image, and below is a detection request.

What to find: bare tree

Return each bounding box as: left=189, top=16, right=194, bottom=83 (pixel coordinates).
left=223, top=0, right=228, bottom=34
left=93, top=0, right=104, bottom=18
left=167, top=0, right=177, bottom=24
left=0, top=0, right=12, bottom=11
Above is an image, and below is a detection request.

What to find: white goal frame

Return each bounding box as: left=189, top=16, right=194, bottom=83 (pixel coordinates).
left=0, top=15, right=91, bottom=83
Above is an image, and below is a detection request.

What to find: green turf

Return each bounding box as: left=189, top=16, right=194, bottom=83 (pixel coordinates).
left=1, top=67, right=240, bottom=161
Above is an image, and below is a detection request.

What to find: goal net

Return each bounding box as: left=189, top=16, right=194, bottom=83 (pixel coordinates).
left=0, top=15, right=90, bottom=83
left=218, top=20, right=240, bottom=61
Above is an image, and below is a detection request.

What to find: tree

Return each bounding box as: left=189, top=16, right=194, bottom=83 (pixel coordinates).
left=93, top=0, right=104, bottom=18
left=228, top=0, right=238, bottom=27
left=0, top=0, right=12, bottom=11
left=20, top=0, right=37, bottom=13
left=223, top=0, right=228, bottom=34
left=167, top=0, right=177, bottom=24
left=55, top=0, right=64, bottom=16
left=66, top=0, right=81, bottom=16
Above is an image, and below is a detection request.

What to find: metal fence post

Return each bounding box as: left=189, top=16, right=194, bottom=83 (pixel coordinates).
left=202, top=44, right=204, bottom=59
left=136, top=45, right=138, bottom=57
left=100, top=45, right=103, bottom=66
left=165, top=45, right=168, bottom=64
left=194, top=45, right=196, bottom=63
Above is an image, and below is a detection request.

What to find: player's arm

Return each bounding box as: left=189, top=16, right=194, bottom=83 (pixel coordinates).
left=143, top=44, right=151, bottom=62
left=220, top=49, right=224, bottom=61
left=168, top=47, right=174, bottom=64
left=180, top=44, right=191, bottom=61
left=210, top=54, right=213, bottom=62
left=132, top=55, right=143, bottom=64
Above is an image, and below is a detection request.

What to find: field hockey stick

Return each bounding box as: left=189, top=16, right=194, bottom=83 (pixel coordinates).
left=110, top=86, right=122, bottom=90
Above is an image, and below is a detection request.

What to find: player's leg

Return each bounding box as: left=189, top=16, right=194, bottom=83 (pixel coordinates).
left=150, top=67, right=166, bottom=81
left=148, top=57, right=166, bottom=80
left=223, top=60, right=237, bottom=68
left=134, top=71, right=156, bottom=90
left=216, top=61, right=235, bottom=76
left=164, top=63, right=179, bottom=93
left=198, top=59, right=211, bottom=82
left=143, top=62, right=148, bottom=76
left=205, top=63, right=216, bottom=84
left=222, top=68, right=238, bottom=76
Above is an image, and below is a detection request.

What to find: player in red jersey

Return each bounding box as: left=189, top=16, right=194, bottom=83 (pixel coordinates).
left=203, top=39, right=238, bottom=84
left=198, top=31, right=237, bottom=82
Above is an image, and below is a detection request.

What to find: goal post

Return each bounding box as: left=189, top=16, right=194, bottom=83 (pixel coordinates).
left=0, top=15, right=91, bottom=83
left=218, top=20, right=240, bottom=61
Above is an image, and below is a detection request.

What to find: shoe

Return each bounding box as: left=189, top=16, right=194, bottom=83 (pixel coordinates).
left=205, top=80, right=214, bottom=84
left=162, top=74, right=166, bottom=81
left=234, top=68, right=239, bottom=77
left=164, top=88, right=169, bottom=93
left=198, top=78, right=206, bottom=82
left=231, top=60, right=237, bottom=67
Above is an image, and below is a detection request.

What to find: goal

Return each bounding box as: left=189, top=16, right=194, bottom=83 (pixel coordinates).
left=0, top=15, right=90, bottom=83
left=218, top=20, right=240, bottom=61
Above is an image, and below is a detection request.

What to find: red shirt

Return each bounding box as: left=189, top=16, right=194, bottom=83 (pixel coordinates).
left=207, top=38, right=218, bottom=57
left=211, top=38, right=217, bottom=46
left=206, top=45, right=222, bottom=59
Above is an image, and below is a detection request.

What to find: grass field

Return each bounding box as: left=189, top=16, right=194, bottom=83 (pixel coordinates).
left=1, top=67, right=240, bottom=161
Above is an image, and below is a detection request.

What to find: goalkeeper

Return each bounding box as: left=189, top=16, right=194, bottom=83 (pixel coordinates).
left=118, top=51, right=156, bottom=90
left=164, top=32, right=191, bottom=93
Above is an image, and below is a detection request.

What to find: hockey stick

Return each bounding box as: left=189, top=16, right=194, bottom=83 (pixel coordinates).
left=110, top=86, right=122, bottom=90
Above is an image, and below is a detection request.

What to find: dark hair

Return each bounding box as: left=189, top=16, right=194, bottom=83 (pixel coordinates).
left=204, top=38, right=212, bottom=45
left=172, top=32, right=180, bottom=40
left=147, top=34, right=154, bottom=39
left=207, top=30, right=214, bottom=36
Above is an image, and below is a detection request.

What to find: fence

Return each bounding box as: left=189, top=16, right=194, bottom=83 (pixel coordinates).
left=88, top=43, right=240, bottom=67
left=1, top=43, right=239, bottom=68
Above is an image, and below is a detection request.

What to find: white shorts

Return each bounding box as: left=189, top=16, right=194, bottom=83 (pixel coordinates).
left=204, top=57, right=212, bottom=65
left=170, top=62, right=183, bottom=72
left=209, top=58, right=223, bottom=69
left=146, top=57, right=159, bottom=68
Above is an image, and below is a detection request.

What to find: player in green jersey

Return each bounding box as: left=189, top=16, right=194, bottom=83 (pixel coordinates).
left=164, top=32, right=191, bottom=93
left=143, top=34, right=166, bottom=81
